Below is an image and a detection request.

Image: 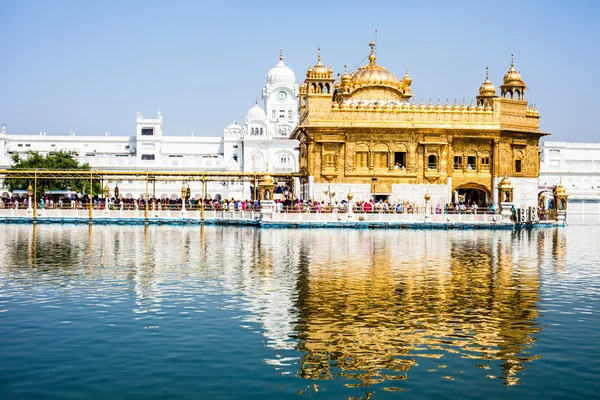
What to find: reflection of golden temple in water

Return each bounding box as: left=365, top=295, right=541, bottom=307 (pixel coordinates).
left=0, top=225, right=568, bottom=388
left=292, top=230, right=548, bottom=388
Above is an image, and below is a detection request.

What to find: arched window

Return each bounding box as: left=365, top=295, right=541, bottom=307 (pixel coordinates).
left=251, top=127, right=254, bottom=135
left=260, top=128, right=263, bottom=135
left=318, top=83, right=323, bottom=93
left=323, top=83, right=330, bottom=94
left=428, top=155, right=437, bottom=170
left=310, top=83, right=316, bottom=93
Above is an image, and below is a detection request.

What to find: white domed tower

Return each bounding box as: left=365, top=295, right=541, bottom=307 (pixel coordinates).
left=245, top=99, right=267, bottom=137
left=223, top=121, right=243, bottom=138
left=262, top=49, right=299, bottom=136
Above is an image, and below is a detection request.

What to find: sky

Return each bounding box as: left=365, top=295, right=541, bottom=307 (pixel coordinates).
left=1, top=0, right=599, bottom=142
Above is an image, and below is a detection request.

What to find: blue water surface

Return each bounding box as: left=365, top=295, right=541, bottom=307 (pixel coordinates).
left=0, top=225, right=598, bottom=399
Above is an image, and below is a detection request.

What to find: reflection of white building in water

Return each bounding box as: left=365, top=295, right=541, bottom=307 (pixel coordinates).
left=539, top=141, right=600, bottom=216
left=0, top=51, right=300, bottom=200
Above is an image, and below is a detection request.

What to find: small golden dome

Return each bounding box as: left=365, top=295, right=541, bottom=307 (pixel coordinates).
left=402, top=67, right=412, bottom=86
left=503, top=54, right=526, bottom=87
left=424, top=192, right=431, bottom=201
left=555, top=182, right=566, bottom=195
left=261, top=174, right=274, bottom=184
left=499, top=175, right=513, bottom=188
left=341, top=64, right=351, bottom=82
left=479, top=66, right=497, bottom=97
left=347, top=192, right=354, bottom=201
left=312, top=48, right=328, bottom=76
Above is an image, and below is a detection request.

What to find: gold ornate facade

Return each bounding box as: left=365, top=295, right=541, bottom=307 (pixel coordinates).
left=291, top=44, right=547, bottom=206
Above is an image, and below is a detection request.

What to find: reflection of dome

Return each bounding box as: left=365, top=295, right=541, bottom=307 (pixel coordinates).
left=479, top=67, right=496, bottom=97
left=246, top=102, right=266, bottom=123
left=267, top=50, right=296, bottom=88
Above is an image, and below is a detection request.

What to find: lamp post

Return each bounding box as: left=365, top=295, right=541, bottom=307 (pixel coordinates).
left=323, top=186, right=335, bottom=212
left=27, top=184, right=33, bottom=216
left=180, top=184, right=187, bottom=216
left=347, top=191, right=354, bottom=216
left=103, top=184, right=110, bottom=216
left=424, top=191, right=431, bottom=222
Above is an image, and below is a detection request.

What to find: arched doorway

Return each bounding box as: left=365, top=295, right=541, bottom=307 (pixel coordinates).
left=454, top=184, right=490, bottom=206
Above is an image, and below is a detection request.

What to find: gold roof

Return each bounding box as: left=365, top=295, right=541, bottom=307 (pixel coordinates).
left=479, top=66, right=496, bottom=97
left=499, top=175, right=513, bottom=188
left=503, top=53, right=526, bottom=88
left=337, top=42, right=412, bottom=101
left=261, top=174, right=274, bottom=184
left=306, top=48, right=333, bottom=79
left=349, top=42, right=402, bottom=89
left=555, top=181, right=566, bottom=195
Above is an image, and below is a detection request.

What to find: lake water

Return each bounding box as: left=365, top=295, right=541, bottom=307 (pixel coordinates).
left=0, top=224, right=598, bottom=399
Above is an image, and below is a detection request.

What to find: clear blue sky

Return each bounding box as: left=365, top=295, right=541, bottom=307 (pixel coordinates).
left=1, top=0, right=598, bottom=141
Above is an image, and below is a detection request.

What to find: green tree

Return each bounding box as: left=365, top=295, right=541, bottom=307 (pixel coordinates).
left=4, top=150, right=101, bottom=198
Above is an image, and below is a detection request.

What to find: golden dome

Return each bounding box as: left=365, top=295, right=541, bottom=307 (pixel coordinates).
left=261, top=174, right=274, bottom=184
left=402, top=67, right=412, bottom=86
left=424, top=192, right=431, bottom=201
left=341, top=64, right=351, bottom=82
left=503, top=54, right=526, bottom=87
left=349, top=42, right=403, bottom=90
left=555, top=181, right=566, bottom=195
left=312, top=47, right=328, bottom=75
left=499, top=175, right=513, bottom=188
left=479, top=66, right=496, bottom=97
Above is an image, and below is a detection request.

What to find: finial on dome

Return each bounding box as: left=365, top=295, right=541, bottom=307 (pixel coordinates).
left=317, top=47, right=322, bottom=65
left=511, top=53, right=514, bottom=68
left=279, top=48, right=283, bottom=61
left=344, top=64, right=347, bottom=74
left=368, top=41, right=376, bottom=64
left=486, top=66, right=489, bottom=80
left=255, top=97, right=258, bottom=105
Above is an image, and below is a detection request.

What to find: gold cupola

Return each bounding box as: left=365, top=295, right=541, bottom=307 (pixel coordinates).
left=477, top=66, right=497, bottom=107
left=479, top=67, right=496, bottom=97
left=500, top=53, right=527, bottom=100
left=308, top=48, right=330, bottom=78
left=402, top=67, right=412, bottom=86
left=343, top=42, right=412, bottom=101
left=303, top=47, right=335, bottom=97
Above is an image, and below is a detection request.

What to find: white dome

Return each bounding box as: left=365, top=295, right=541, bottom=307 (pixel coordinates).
left=245, top=103, right=266, bottom=124
left=227, top=122, right=243, bottom=131
left=267, top=57, right=296, bottom=88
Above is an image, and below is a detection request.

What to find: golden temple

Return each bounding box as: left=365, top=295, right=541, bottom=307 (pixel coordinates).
left=291, top=44, right=546, bottom=208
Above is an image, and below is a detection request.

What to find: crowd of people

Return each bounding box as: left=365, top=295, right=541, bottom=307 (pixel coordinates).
left=0, top=193, right=500, bottom=215
left=1, top=194, right=502, bottom=215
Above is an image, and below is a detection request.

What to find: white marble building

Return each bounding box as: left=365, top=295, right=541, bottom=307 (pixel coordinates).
left=0, top=51, right=300, bottom=200
left=539, top=141, right=600, bottom=217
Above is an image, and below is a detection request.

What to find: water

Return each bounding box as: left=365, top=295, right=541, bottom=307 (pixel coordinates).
left=0, top=224, right=598, bottom=399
